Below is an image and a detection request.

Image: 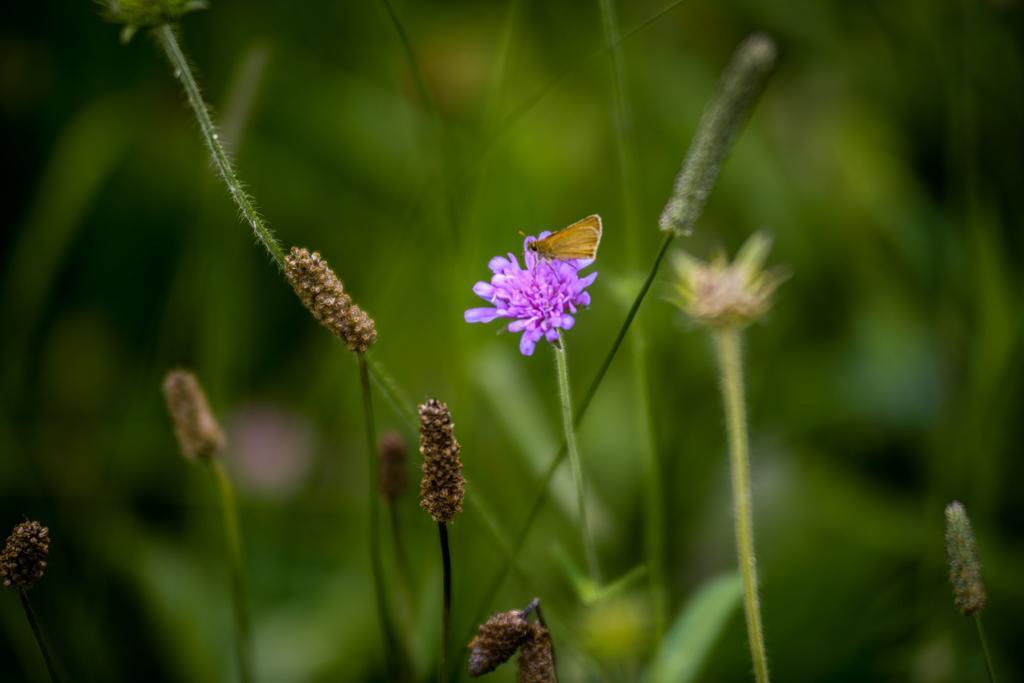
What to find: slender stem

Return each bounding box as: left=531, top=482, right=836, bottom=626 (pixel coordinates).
left=209, top=459, right=253, bottom=683
left=598, top=0, right=668, bottom=635
left=154, top=25, right=286, bottom=270
left=18, top=589, right=62, bottom=683
left=467, top=232, right=673, bottom=640
left=713, top=328, right=770, bottom=683
left=553, top=333, right=601, bottom=583
left=357, top=354, right=404, bottom=679
left=974, top=613, right=997, bottom=683
left=438, top=522, right=452, bottom=682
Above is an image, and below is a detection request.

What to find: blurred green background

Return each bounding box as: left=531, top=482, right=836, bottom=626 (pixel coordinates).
left=2, top=0, right=1023, bottom=681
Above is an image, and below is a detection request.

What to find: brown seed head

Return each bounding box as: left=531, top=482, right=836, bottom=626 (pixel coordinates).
left=517, top=622, right=556, bottom=683
left=1, top=521, right=50, bottom=589
left=945, top=501, right=987, bottom=616
left=468, top=610, right=531, bottom=677
left=285, top=246, right=377, bottom=353
left=378, top=431, right=407, bottom=500
left=418, top=399, right=465, bottom=523
left=162, top=369, right=225, bottom=460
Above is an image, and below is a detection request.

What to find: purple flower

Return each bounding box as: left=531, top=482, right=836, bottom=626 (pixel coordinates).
left=465, top=232, right=598, bottom=356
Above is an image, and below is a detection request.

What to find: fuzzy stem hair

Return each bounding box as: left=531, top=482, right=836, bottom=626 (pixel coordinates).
left=713, top=327, right=770, bottom=683
left=154, top=25, right=286, bottom=269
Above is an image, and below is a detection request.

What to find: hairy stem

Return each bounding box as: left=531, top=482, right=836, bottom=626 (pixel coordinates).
left=209, top=459, right=253, bottom=683
left=466, top=232, right=672, bottom=641
left=358, top=354, right=404, bottom=679
left=974, top=613, right=997, bottom=683
left=553, top=333, right=601, bottom=583
left=154, top=25, right=286, bottom=269
left=713, top=327, right=770, bottom=683
left=438, top=522, right=452, bottom=682
left=18, top=589, right=62, bottom=683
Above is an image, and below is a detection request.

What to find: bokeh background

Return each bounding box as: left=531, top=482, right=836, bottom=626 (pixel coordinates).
left=2, top=0, right=1023, bottom=681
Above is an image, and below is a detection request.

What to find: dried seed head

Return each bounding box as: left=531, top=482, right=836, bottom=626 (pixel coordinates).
left=517, top=623, right=556, bottom=683
left=285, top=247, right=377, bottom=353
left=378, top=431, right=407, bottom=500
left=162, top=369, right=225, bottom=460
left=468, top=610, right=531, bottom=677
left=945, top=501, right=987, bottom=616
left=669, top=232, right=784, bottom=328
left=418, top=399, right=465, bottom=523
left=1, top=521, right=50, bottom=589
left=101, top=0, right=209, bottom=43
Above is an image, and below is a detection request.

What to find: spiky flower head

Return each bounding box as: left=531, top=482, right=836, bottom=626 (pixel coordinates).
left=669, top=232, right=783, bottom=328
left=945, top=501, right=987, bottom=616
left=418, top=399, right=465, bottom=523
left=378, top=431, right=407, bottom=501
left=1, top=521, right=50, bottom=589
left=285, top=247, right=377, bottom=354
left=162, top=369, right=225, bottom=460
left=517, top=623, right=556, bottom=683
left=100, top=0, right=208, bottom=43
left=468, top=610, right=532, bottom=677
left=465, top=232, right=597, bottom=356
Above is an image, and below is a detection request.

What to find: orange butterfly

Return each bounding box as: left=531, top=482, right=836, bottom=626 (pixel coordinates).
left=526, top=214, right=603, bottom=261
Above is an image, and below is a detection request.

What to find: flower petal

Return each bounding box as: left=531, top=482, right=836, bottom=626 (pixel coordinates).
left=519, top=331, right=538, bottom=356
left=464, top=307, right=502, bottom=323
left=472, top=281, right=496, bottom=300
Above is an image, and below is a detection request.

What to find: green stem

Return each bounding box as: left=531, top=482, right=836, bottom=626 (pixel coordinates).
left=438, top=522, right=452, bottom=682
left=597, top=0, right=668, bottom=635
left=209, top=459, right=253, bottom=683
left=18, top=589, right=62, bottom=683
left=357, top=354, right=404, bottom=679
left=468, top=231, right=673, bottom=635
left=154, top=25, right=286, bottom=270
left=712, top=327, right=769, bottom=683
left=553, top=333, right=601, bottom=583
left=974, top=613, right=997, bottom=683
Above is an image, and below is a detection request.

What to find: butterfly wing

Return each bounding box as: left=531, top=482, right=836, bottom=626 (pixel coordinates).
left=536, top=214, right=602, bottom=260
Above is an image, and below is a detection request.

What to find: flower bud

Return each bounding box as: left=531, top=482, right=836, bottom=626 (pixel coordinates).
left=1, top=521, right=50, bottom=589
left=670, top=232, right=783, bottom=328
left=378, top=431, right=407, bottom=501
left=945, top=501, right=987, bottom=616
left=467, top=610, right=531, bottom=677
left=101, top=0, right=208, bottom=43
left=418, top=399, right=465, bottom=524
left=285, top=247, right=377, bottom=353
left=162, top=369, right=225, bottom=460
left=517, top=622, right=556, bottom=683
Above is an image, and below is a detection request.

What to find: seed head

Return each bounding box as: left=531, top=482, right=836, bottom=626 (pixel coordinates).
left=418, top=399, right=465, bottom=523
left=1, top=521, right=50, bottom=589
left=285, top=247, right=377, bottom=353
left=517, top=622, right=556, bottom=683
left=162, top=369, right=225, bottom=460
left=945, top=501, right=987, bottom=616
left=378, top=431, right=407, bottom=500
left=669, top=232, right=783, bottom=328
left=100, top=0, right=208, bottom=43
left=468, top=610, right=531, bottom=677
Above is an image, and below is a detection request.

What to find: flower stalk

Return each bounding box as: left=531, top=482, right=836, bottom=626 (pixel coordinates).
left=3, top=520, right=61, bottom=683
left=417, top=398, right=465, bottom=680
left=713, top=327, right=770, bottom=683
left=153, top=24, right=286, bottom=270
left=208, top=459, right=253, bottom=683
left=18, top=589, right=62, bottom=683
left=358, top=355, right=404, bottom=679
left=469, top=32, right=777, bottom=628
left=553, top=333, right=600, bottom=583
